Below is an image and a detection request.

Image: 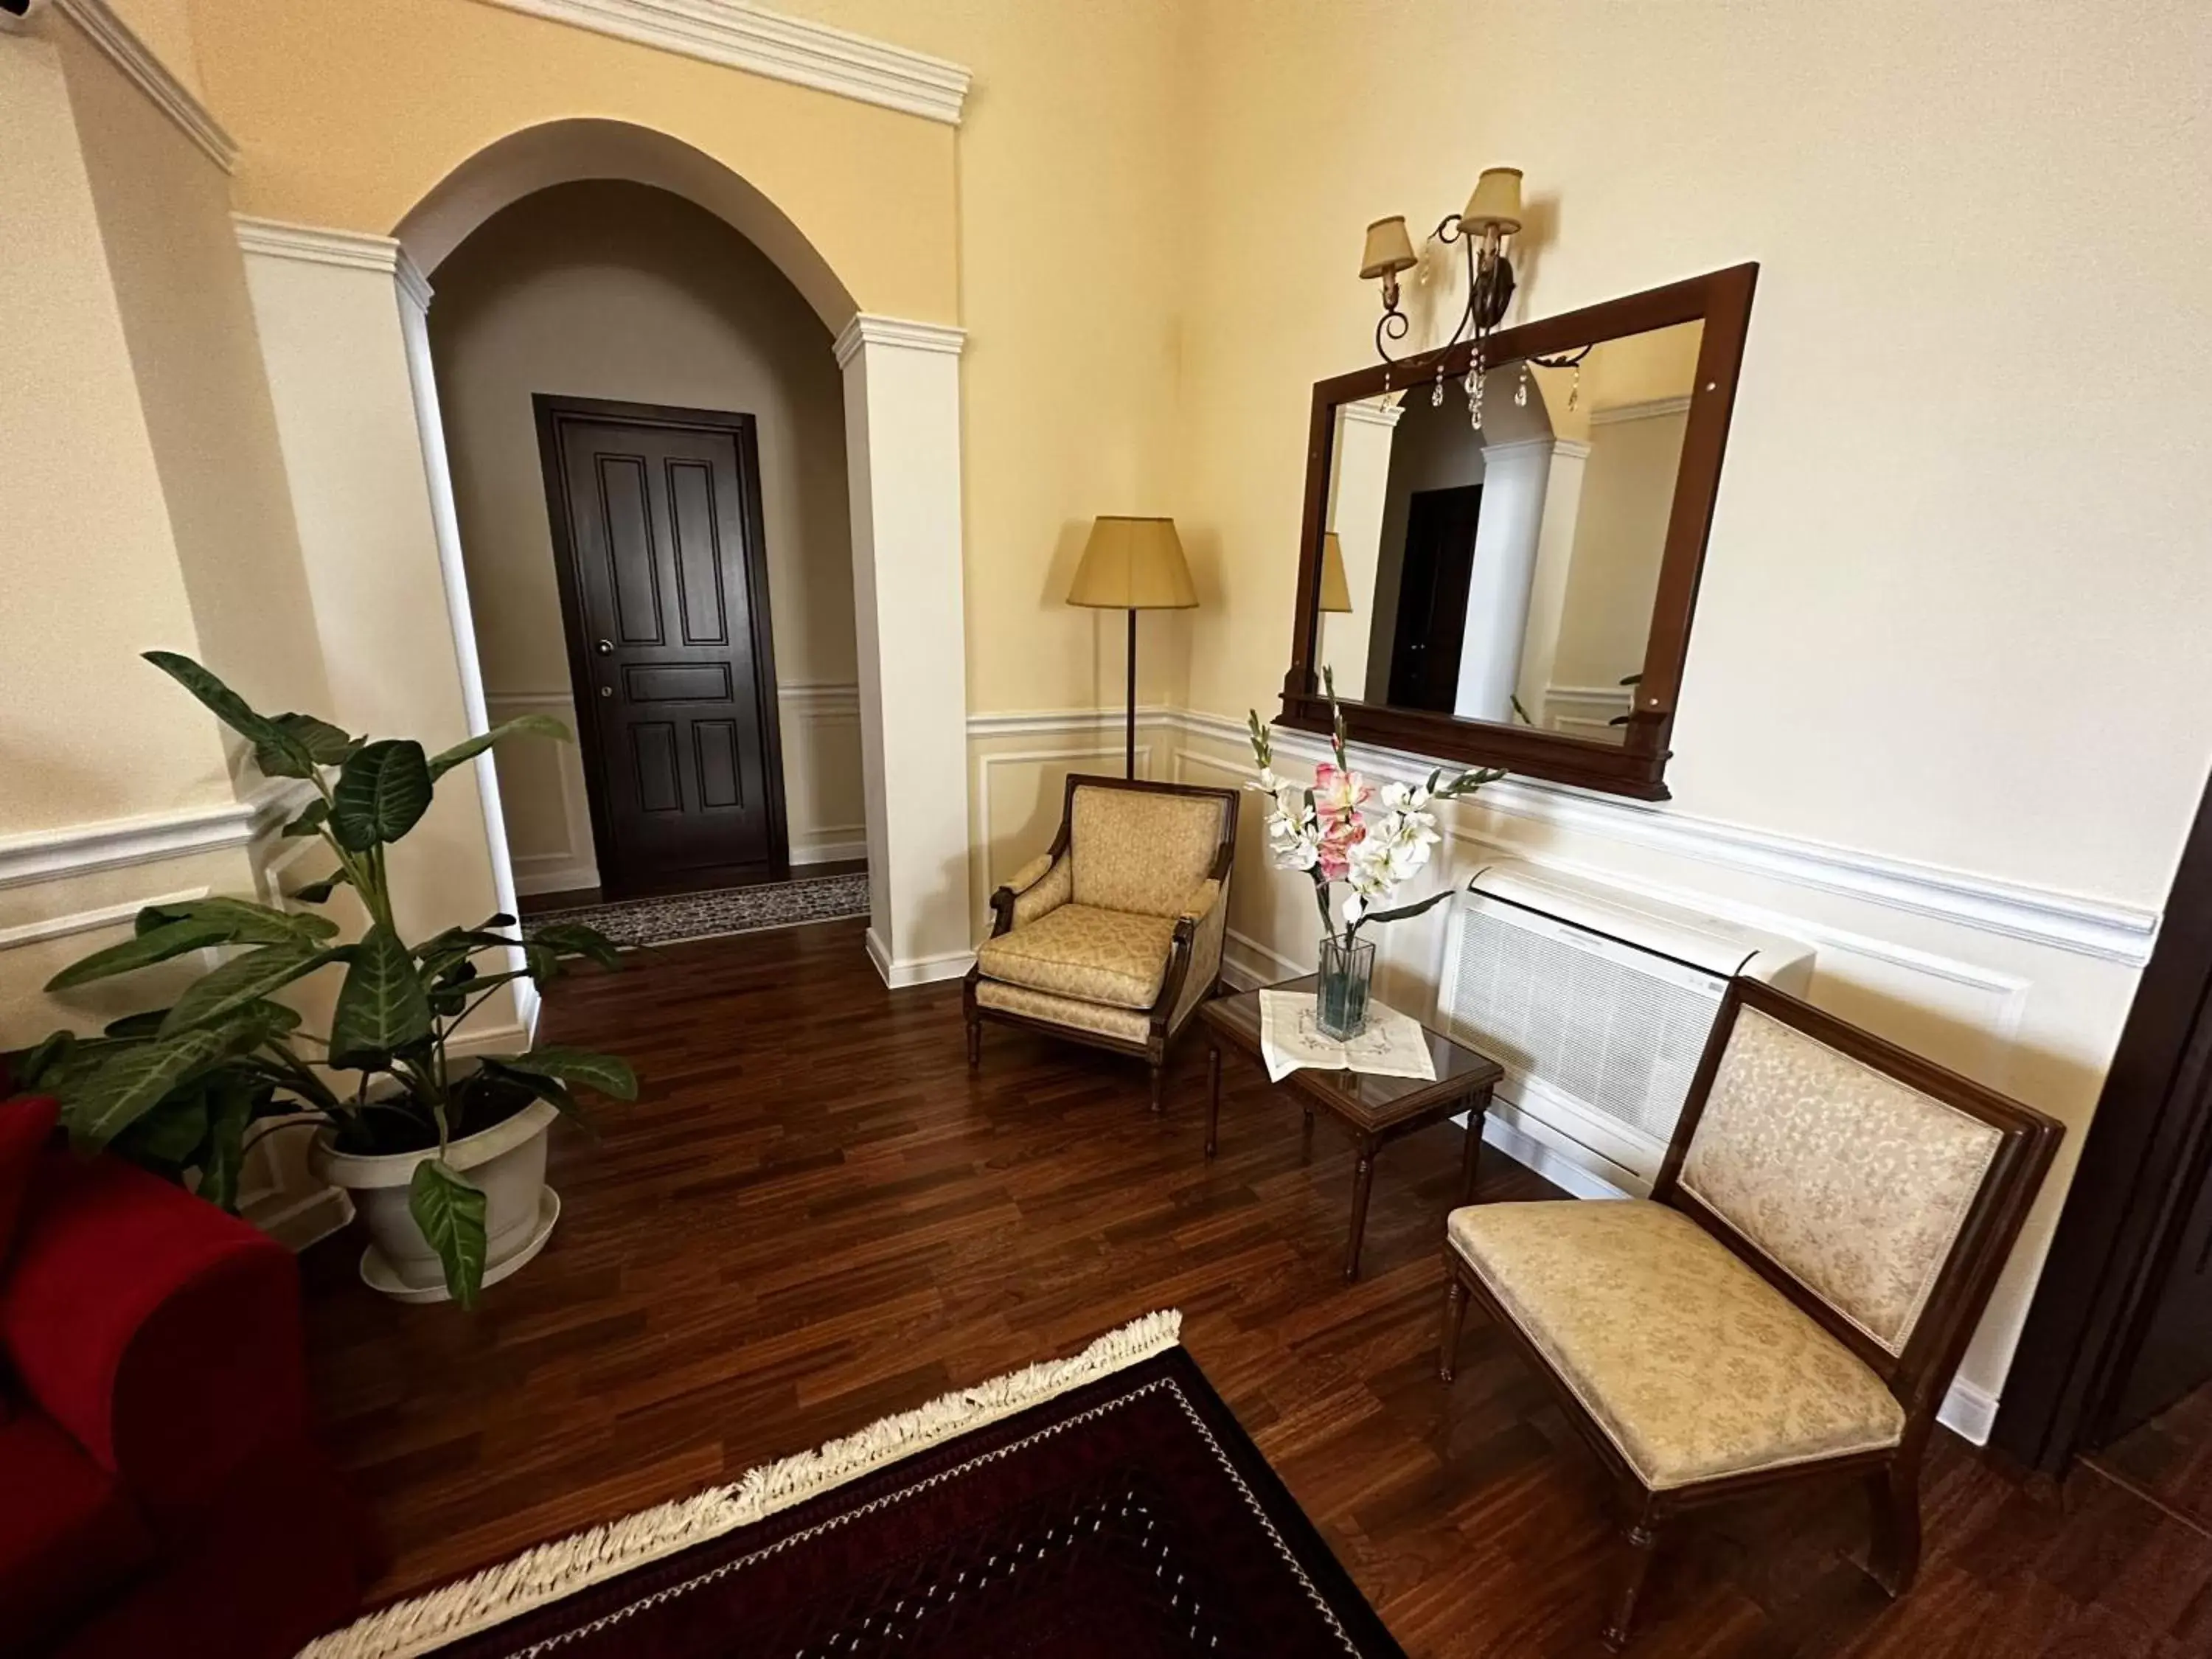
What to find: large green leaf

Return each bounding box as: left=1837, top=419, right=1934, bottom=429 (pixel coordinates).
left=10, top=1029, right=79, bottom=1090
left=408, top=1158, right=488, bottom=1308
left=46, top=918, right=231, bottom=991
left=61, top=1027, right=230, bottom=1146
left=526, top=922, right=623, bottom=970
left=281, top=799, right=331, bottom=838
left=138, top=895, right=338, bottom=945
left=116, top=1085, right=211, bottom=1166
left=501, top=1046, right=638, bottom=1101
left=425, top=714, right=571, bottom=782
left=330, top=740, right=434, bottom=851
left=142, top=652, right=321, bottom=778
left=329, top=924, right=433, bottom=1065
left=158, top=942, right=338, bottom=1037
left=269, top=712, right=359, bottom=765
left=196, top=1074, right=263, bottom=1212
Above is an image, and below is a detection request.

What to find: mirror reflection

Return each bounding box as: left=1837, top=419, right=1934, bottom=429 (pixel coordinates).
left=1315, top=319, right=1703, bottom=745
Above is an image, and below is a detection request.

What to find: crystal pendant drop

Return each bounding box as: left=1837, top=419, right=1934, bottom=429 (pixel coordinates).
left=1515, top=366, right=1529, bottom=407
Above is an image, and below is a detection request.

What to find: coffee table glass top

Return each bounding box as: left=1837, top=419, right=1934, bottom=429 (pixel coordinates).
left=1200, top=975, right=1503, bottom=1129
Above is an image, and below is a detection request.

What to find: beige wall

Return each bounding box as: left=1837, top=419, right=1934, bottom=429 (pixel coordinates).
left=0, top=29, right=228, bottom=835
left=58, top=20, right=330, bottom=728
left=427, top=180, right=866, bottom=886
left=1166, top=0, right=2212, bottom=1408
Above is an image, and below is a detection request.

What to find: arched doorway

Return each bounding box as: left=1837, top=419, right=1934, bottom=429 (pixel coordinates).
left=421, top=176, right=868, bottom=907
left=235, top=118, right=973, bottom=1009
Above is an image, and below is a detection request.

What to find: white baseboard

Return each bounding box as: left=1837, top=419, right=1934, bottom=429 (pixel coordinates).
left=1937, top=1376, right=2000, bottom=1445
left=866, top=926, right=973, bottom=989
left=512, top=859, right=600, bottom=897
left=793, top=835, right=869, bottom=866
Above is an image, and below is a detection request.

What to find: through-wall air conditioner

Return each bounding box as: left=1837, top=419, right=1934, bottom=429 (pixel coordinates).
left=1436, top=858, right=1814, bottom=1197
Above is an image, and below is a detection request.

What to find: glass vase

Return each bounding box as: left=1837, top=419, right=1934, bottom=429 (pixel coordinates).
left=1315, top=934, right=1376, bottom=1041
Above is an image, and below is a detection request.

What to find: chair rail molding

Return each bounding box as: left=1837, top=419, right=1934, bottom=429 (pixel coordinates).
left=54, top=0, right=238, bottom=173
left=0, top=782, right=311, bottom=891
left=1176, top=709, right=2157, bottom=967
left=472, top=0, right=972, bottom=125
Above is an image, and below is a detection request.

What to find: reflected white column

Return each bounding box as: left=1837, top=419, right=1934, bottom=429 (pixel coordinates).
left=1322, top=397, right=1402, bottom=695
left=1453, top=437, right=1555, bottom=723
left=1512, top=439, right=1592, bottom=725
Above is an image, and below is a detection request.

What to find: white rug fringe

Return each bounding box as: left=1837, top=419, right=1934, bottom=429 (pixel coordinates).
left=296, top=1309, right=1183, bottom=1659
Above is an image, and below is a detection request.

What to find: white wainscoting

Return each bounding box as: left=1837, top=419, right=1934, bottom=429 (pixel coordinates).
left=1541, top=683, right=1635, bottom=737
left=778, top=680, right=869, bottom=866
left=483, top=689, right=602, bottom=897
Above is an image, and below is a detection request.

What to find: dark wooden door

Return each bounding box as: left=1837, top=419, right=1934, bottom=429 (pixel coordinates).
left=535, top=397, right=787, bottom=899
left=1386, top=484, right=1482, bottom=712
left=2107, top=1156, right=2212, bottom=1433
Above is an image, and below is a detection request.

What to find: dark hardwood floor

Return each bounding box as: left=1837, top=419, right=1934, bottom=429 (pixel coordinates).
left=301, top=920, right=2212, bottom=1655
left=2089, top=1378, right=2212, bottom=1537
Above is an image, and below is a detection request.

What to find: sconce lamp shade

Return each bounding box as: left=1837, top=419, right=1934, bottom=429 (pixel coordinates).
left=1359, top=216, right=1419, bottom=281
left=1066, top=516, right=1198, bottom=611
left=1317, top=532, right=1353, bottom=613
left=1461, top=167, right=1524, bottom=236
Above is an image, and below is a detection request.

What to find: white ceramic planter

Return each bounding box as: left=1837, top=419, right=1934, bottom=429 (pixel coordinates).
left=310, top=1099, right=561, bottom=1304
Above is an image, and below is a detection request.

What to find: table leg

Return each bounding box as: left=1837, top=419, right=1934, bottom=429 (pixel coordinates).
left=1344, top=1141, right=1377, bottom=1282
left=1204, top=1041, right=1222, bottom=1161
left=1459, top=1091, right=1489, bottom=1206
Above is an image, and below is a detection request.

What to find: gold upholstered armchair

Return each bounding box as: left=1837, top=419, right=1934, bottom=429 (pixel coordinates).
left=964, top=775, right=1239, bottom=1110
left=1439, top=977, right=2062, bottom=1652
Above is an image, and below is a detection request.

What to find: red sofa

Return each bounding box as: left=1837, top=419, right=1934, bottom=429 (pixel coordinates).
left=0, top=1096, right=364, bottom=1658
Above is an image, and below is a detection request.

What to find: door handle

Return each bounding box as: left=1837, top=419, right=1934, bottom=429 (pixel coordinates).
left=595, top=639, right=613, bottom=655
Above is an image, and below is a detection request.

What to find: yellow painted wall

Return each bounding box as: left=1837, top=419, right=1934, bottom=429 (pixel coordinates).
left=58, top=21, right=331, bottom=726
left=0, top=30, right=227, bottom=834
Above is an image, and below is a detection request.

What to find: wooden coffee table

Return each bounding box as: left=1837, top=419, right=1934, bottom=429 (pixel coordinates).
left=1198, top=977, right=1505, bottom=1282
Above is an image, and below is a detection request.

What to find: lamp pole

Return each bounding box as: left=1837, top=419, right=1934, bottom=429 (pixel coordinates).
left=1124, top=606, right=1138, bottom=778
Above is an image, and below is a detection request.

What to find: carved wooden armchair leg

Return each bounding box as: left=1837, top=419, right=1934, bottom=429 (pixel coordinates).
left=1437, top=1274, right=1470, bottom=1383
left=1149, top=1060, right=1166, bottom=1114
left=1602, top=1496, right=1664, bottom=1653
left=1865, top=1455, right=1924, bottom=1596
left=965, top=1012, right=981, bottom=1068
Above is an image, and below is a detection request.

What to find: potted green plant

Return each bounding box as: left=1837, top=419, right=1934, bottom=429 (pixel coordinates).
left=13, top=653, right=636, bottom=1307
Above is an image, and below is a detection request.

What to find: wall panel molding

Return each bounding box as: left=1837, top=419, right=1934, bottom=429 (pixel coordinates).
left=55, top=0, right=238, bottom=172
left=471, top=0, right=972, bottom=125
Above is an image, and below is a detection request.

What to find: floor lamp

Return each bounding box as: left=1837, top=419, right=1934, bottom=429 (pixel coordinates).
left=1065, top=516, right=1197, bottom=779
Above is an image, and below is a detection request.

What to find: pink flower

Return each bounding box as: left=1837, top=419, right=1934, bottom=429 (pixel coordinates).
left=1315, top=812, right=1365, bottom=883
left=1313, top=763, right=1372, bottom=817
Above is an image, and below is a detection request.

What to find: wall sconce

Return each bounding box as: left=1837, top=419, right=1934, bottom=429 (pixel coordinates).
left=1363, top=166, right=1525, bottom=425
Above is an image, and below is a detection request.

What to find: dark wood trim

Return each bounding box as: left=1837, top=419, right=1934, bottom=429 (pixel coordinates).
left=1281, top=263, right=1759, bottom=801
left=964, top=774, right=1239, bottom=1110
left=1441, top=975, right=2062, bottom=1649
left=1994, top=762, right=2212, bottom=1471
left=532, top=394, right=791, bottom=900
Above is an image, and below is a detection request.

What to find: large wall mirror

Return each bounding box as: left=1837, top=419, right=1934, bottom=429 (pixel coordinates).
left=1281, top=264, right=1757, bottom=799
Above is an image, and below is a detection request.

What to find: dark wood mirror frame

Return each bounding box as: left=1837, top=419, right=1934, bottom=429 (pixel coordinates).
left=1279, top=262, right=1759, bottom=800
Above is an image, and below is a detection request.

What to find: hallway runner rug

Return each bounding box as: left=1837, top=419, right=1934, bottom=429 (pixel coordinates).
left=296, top=1312, right=1404, bottom=1659
left=522, top=872, right=870, bottom=949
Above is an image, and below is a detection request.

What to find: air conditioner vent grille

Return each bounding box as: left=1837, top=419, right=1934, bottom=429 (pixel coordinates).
left=1441, top=902, right=1725, bottom=1146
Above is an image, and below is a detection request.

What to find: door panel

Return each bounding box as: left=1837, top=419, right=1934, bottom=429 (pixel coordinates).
left=538, top=400, right=787, bottom=897
left=1386, top=484, right=1483, bottom=712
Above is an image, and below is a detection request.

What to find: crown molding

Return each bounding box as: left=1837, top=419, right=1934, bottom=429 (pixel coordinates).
left=473, top=0, right=970, bottom=125
left=832, top=313, right=967, bottom=368
left=1340, top=397, right=1405, bottom=430
left=1589, top=394, right=1694, bottom=426
left=56, top=0, right=238, bottom=173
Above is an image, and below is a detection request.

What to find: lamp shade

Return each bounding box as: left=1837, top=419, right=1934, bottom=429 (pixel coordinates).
left=1066, top=516, right=1197, bottom=611
left=1359, top=216, right=1419, bottom=281
left=1461, top=167, right=1524, bottom=236
left=1317, top=532, right=1353, bottom=613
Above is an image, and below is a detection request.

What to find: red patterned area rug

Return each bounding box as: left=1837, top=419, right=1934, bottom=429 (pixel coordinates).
left=298, top=1312, right=1404, bottom=1659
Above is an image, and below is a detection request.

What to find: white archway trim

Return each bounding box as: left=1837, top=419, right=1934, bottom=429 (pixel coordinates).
left=832, top=314, right=965, bottom=363
left=473, top=0, right=971, bottom=125
left=394, top=119, right=858, bottom=331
